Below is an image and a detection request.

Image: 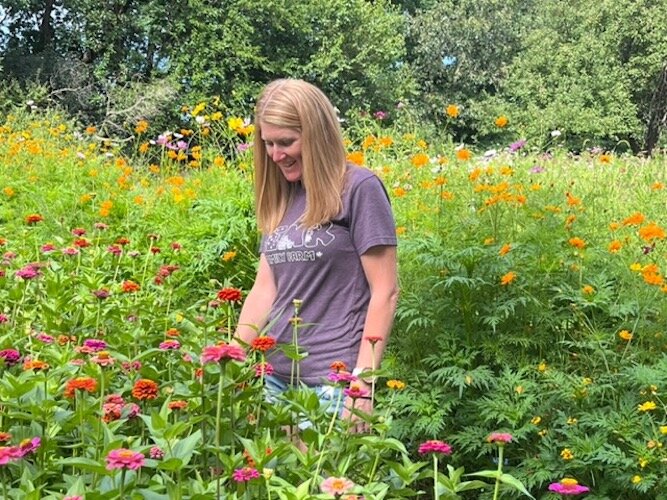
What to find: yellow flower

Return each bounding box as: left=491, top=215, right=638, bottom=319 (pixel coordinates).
left=192, top=102, right=206, bottom=117
left=537, top=361, right=547, bottom=373
left=395, top=226, right=406, bottom=236
left=3, top=186, right=15, bottom=197
left=227, top=116, right=243, bottom=132
left=599, top=153, right=612, bottom=164
left=446, top=104, right=459, bottom=118
left=222, top=251, right=237, bottom=262
left=630, top=262, right=642, bottom=272
left=568, top=237, right=586, bottom=249
left=514, top=385, right=524, bottom=394
left=501, top=271, right=517, bottom=285
left=495, top=115, right=509, bottom=128
left=210, top=111, right=223, bottom=121
left=560, top=448, right=574, bottom=460
left=582, top=285, right=595, bottom=295
left=567, top=417, right=578, bottom=425
left=637, top=401, right=656, bottom=412
left=484, top=237, right=495, bottom=245
left=85, top=125, right=97, bottom=135
left=651, top=182, right=664, bottom=190
left=659, top=425, right=667, bottom=435
left=531, top=416, right=542, bottom=425
left=387, top=379, right=406, bottom=390
left=618, top=330, right=633, bottom=341
left=631, top=475, right=641, bottom=484
left=139, top=142, right=150, bottom=154
left=135, top=120, right=149, bottom=134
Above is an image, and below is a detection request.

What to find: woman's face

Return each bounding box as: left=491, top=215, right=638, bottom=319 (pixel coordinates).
left=260, top=122, right=303, bottom=183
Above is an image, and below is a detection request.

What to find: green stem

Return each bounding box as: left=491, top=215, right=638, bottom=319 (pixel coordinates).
left=492, top=446, right=504, bottom=500
left=311, top=389, right=345, bottom=492
left=215, top=368, right=224, bottom=498
left=119, top=468, right=126, bottom=499
left=433, top=454, right=439, bottom=500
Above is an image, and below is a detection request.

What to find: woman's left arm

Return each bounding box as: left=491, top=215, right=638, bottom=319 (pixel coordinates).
left=343, top=244, right=399, bottom=430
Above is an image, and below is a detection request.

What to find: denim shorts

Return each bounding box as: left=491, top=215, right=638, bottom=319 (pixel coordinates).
left=264, top=375, right=344, bottom=428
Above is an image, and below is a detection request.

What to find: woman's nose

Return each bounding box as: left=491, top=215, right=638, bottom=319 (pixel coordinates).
left=270, top=147, right=284, bottom=162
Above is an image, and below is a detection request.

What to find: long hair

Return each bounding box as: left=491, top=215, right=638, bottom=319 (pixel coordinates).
left=253, top=79, right=347, bottom=234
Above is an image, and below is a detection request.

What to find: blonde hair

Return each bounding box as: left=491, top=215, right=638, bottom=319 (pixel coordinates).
left=253, top=79, right=347, bottom=234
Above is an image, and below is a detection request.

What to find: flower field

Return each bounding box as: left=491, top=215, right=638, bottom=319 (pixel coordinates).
left=0, top=106, right=666, bottom=499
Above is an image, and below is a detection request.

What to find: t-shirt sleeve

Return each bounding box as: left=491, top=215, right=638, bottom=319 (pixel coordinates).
left=349, top=174, right=397, bottom=255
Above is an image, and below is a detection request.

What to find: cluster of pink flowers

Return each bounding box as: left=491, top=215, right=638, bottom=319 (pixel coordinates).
left=418, top=440, right=453, bottom=455
left=254, top=361, right=274, bottom=377
left=102, top=394, right=141, bottom=423
left=232, top=466, right=260, bottom=482
left=0, top=437, right=41, bottom=465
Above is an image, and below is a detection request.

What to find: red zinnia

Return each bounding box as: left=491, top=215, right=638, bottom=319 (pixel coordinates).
left=250, top=336, right=277, bottom=352
left=25, top=214, right=44, bottom=225
left=217, top=287, right=243, bottom=303
left=121, top=280, right=140, bottom=293
left=64, top=376, right=98, bottom=398
left=132, top=379, right=159, bottom=400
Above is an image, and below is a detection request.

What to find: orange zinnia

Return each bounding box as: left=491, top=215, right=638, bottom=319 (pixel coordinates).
left=250, top=336, right=277, bottom=352
left=638, top=223, right=666, bottom=242
left=622, top=212, right=645, bottom=226
left=568, top=237, right=586, bottom=249
left=132, top=379, right=159, bottom=400
left=64, top=377, right=98, bottom=398
left=121, top=280, right=140, bottom=293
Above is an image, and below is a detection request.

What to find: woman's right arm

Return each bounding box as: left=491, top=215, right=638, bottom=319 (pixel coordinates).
left=234, top=254, right=277, bottom=345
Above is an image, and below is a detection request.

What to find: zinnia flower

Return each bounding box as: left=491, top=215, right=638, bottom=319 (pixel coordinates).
left=200, top=343, right=246, bottom=364
left=18, top=437, right=41, bottom=456
left=25, top=213, right=44, bottom=225
left=64, top=377, right=98, bottom=398
left=105, top=448, right=145, bottom=470
left=0, top=349, right=21, bottom=366
left=232, top=466, right=260, bottom=482
left=487, top=432, right=513, bottom=444
left=320, top=476, right=355, bottom=496
left=167, top=400, right=188, bottom=410
left=344, top=383, right=369, bottom=399
left=159, top=340, right=181, bottom=350
left=548, top=478, right=590, bottom=496
left=386, top=379, right=406, bottom=390
left=217, top=287, right=243, bottom=303
left=149, top=446, right=164, bottom=459
left=501, top=271, right=517, bottom=285
left=255, top=362, right=274, bottom=377
left=132, top=379, right=159, bottom=400
left=250, top=336, right=277, bottom=352
left=418, top=440, right=453, bottom=455
left=121, top=280, right=140, bottom=293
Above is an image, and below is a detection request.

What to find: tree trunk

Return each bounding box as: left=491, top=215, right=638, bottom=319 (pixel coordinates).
left=644, top=63, right=667, bottom=156
left=37, top=0, right=55, bottom=52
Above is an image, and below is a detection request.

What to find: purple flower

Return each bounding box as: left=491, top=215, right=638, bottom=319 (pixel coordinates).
left=237, top=143, right=250, bottom=153
left=34, top=332, right=55, bottom=344
left=373, top=110, right=388, bottom=120
left=0, top=349, right=21, bottom=366
left=530, top=165, right=545, bottom=174
left=508, top=139, right=527, bottom=153
left=92, top=289, right=111, bottom=300
left=232, top=467, right=260, bottom=482
left=83, top=339, right=107, bottom=352
left=15, top=265, right=39, bottom=280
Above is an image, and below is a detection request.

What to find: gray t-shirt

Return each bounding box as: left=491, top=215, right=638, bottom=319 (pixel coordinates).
left=260, top=164, right=397, bottom=385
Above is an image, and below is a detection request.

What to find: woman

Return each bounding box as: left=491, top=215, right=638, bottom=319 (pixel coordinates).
left=234, top=79, right=398, bottom=429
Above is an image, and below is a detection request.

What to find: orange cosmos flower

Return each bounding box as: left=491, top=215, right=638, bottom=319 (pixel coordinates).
left=411, top=153, right=429, bottom=168
left=495, top=115, right=509, bottom=128
left=64, top=377, right=98, bottom=398
left=499, top=243, right=511, bottom=256
left=638, top=223, right=666, bottom=242
left=622, top=212, right=645, bottom=226
left=565, top=192, right=581, bottom=206
left=456, top=148, right=472, bottom=161
left=132, top=379, right=159, bottom=400
left=608, top=240, right=622, bottom=253
left=568, top=237, right=586, bottom=249
left=346, top=151, right=364, bottom=166
left=501, top=271, right=517, bottom=285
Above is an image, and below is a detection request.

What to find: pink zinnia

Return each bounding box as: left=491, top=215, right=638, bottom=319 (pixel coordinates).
left=255, top=362, right=274, bottom=377
left=327, top=371, right=357, bottom=384
left=0, top=349, right=21, bottom=366
left=200, top=343, right=246, bottom=364
left=83, top=339, right=107, bottom=351
left=149, top=446, right=164, bottom=459
left=320, top=476, right=355, bottom=496
left=18, top=437, right=41, bottom=456
left=0, top=446, right=23, bottom=465
left=548, top=478, right=590, bottom=496
left=487, top=432, right=513, bottom=444
left=418, top=440, right=453, bottom=455
left=232, top=467, right=260, bottom=482
left=105, top=448, right=145, bottom=470
left=159, top=340, right=181, bottom=350
left=15, top=265, right=39, bottom=280
left=344, top=384, right=369, bottom=399
left=0, top=313, right=9, bottom=324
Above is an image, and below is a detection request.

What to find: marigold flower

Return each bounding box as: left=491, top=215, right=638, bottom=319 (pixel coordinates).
left=582, top=285, right=594, bottom=295
left=501, top=271, right=517, bottom=285
left=135, top=120, right=149, bottom=134
left=499, top=243, right=511, bottom=256
left=631, top=475, right=641, bottom=484
left=548, top=478, right=590, bottom=496
left=232, top=467, right=260, bottom=482
left=320, top=476, right=355, bottom=496
left=132, top=379, right=159, bottom=400
left=622, top=212, right=645, bottom=226
left=418, top=440, right=452, bottom=455
left=560, top=448, right=574, bottom=460
left=222, top=251, right=236, bottom=262
left=106, top=448, right=145, bottom=470
left=346, top=151, right=364, bottom=166
left=64, top=377, right=98, bottom=398
left=250, top=336, right=277, bottom=352
left=411, top=153, right=430, bottom=168
left=608, top=240, right=622, bottom=253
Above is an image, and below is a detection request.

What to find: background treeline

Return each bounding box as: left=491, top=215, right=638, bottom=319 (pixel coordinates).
left=1, top=0, right=666, bottom=153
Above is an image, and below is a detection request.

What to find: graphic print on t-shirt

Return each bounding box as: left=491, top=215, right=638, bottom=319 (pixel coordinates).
left=264, top=221, right=336, bottom=265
